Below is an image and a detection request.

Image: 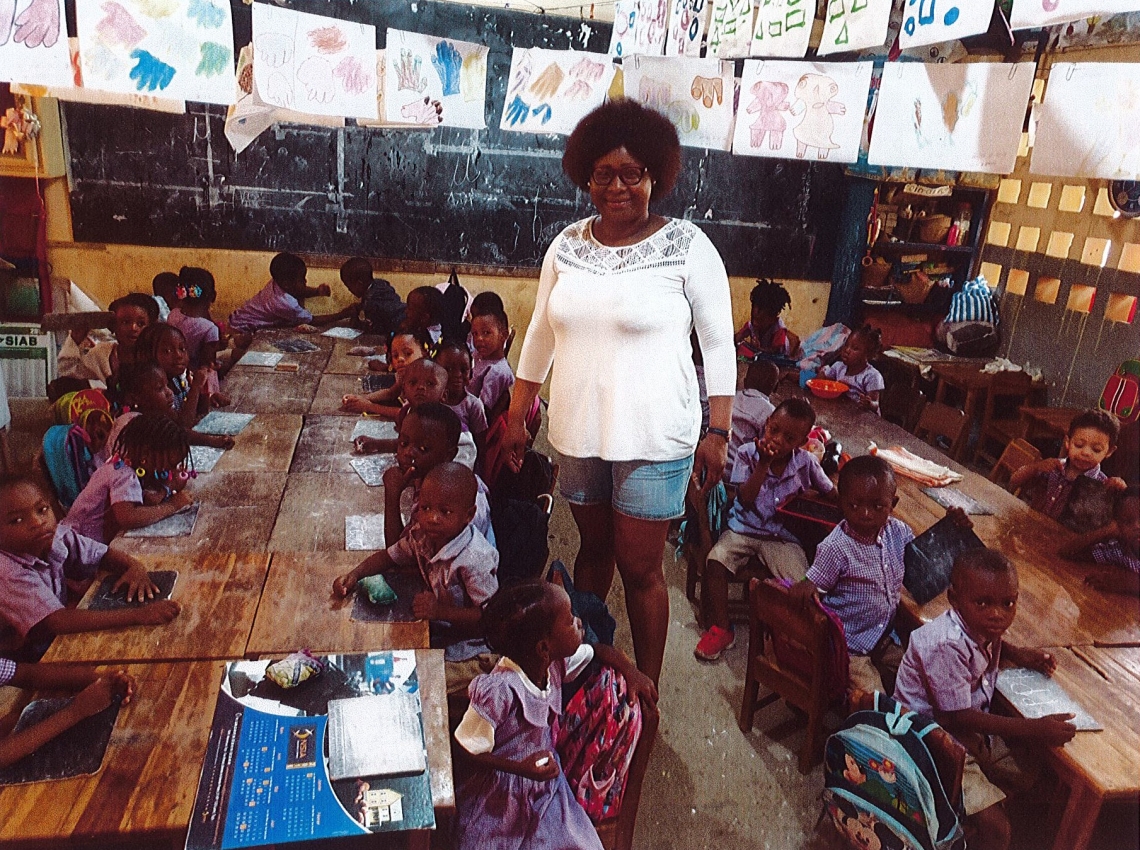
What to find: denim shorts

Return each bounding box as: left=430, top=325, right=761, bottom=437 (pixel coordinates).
left=558, top=454, right=694, bottom=521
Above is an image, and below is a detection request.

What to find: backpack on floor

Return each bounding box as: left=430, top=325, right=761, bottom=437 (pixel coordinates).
left=1099, top=359, right=1140, bottom=425
left=823, top=693, right=964, bottom=850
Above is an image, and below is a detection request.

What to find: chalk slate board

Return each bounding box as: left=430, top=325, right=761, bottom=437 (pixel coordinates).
left=61, top=0, right=842, bottom=277
left=904, top=515, right=986, bottom=606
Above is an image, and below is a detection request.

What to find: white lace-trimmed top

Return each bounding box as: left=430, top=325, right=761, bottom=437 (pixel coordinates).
left=516, top=217, right=736, bottom=461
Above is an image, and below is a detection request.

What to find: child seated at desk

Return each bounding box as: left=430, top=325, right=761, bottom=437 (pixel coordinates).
left=469, top=304, right=515, bottom=424
left=228, top=252, right=355, bottom=333
left=696, top=398, right=834, bottom=662
left=789, top=454, right=971, bottom=694
left=151, top=271, right=179, bottom=320
left=347, top=331, right=427, bottom=414
left=54, top=293, right=159, bottom=397
left=107, top=362, right=233, bottom=454
left=734, top=279, right=792, bottom=358
left=333, top=463, right=498, bottom=694
left=726, top=359, right=778, bottom=478
left=340, top=257, right=405, bottom=337
left=0, top=475, right=179, bottom=660
left=343, top=357, right=446, bottom=423
left=63, top=414, right=195, bottom=545
left=1059, top=485, right=1140, bottom=596
left=165, top=267, right=236, bottom=407
left=135, top=323, right=209, bottom=423
left=404, top=286, right=445, bottom=352
left=819, top=324, right=884, bottom=412
left=894, top=548, right=1076, bottom=850
left=437, top=342, right=489, bottom=438
left=0, top=661, right=135, bottom=768
left=1010, top=409, right=1127, bottom=522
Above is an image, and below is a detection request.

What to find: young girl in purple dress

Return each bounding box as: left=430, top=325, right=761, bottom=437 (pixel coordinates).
left=453, top=581, right=657, bottom=850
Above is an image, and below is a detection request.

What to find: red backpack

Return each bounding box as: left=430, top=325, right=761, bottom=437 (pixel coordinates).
left=1099, top=360, right=1140, bottom=425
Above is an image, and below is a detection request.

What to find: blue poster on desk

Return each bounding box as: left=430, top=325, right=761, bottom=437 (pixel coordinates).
left=186, top=651, right=434, bottom=849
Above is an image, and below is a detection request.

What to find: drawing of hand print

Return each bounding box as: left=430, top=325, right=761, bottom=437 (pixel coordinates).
left=569, top=57, right=605, bottom=83
left=396, top=50, right=427, bottom=93
left=333, top=56, right=371, bottom=95
left=97, top=1, right=146, bottom=49
left=690, top=75, right=723, bottom=108
left=504, top=94, right=531, bottom=127
left=11, top=0, right=61, bottom=48
left=667, top=99, right=700, bottom=132
left=297, top=56, right=335, bottom=104
left=196, top=41, right=229, bottom=77
left=508, top=50, right=532, bottom=96
left=529, top=63, right=564, bottom=100
left=431, top=41, right=462, bottom=97
left=401, top=96, right=443, bottom=125
left=187, top=0, right=224, bottom=29
left=255, top=33, right=292, bottom=68
left=531, top=103, right=553, bottom=125
left=308, top=26, right=347, bottom=55
left=263, top=72, right=292, bottom=107
left=461, top=52, right=485, bottom=102
left=638, top=78, right=671, bottom=111
left=129, top=48, right=176, bottom=92
left=0, top=1, right=16, bottom=47
left=565, top=79, right=592, bottom=100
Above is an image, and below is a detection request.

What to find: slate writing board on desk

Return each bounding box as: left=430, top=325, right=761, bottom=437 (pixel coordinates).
left=61, top=0, right=841, bottom=279
left=88, top=570, right=178, bottom=610
left=0, top=696, right=122, bottom=786
left=904, top=515, right=986, bottom=605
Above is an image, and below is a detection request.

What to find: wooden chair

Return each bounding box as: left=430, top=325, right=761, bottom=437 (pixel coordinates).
left=973, top=370, right=1035, bottom=466
left=739, top=578, right=839, bottom=773
left=988, top=438, right=1041, bottom=495
left=593, top=704, right=659, bottom=850
left=880, top=382, right=928, bottom=434
left=683, top=478, right=759, bottom=627
left=914, top=402, right=968, bottom=460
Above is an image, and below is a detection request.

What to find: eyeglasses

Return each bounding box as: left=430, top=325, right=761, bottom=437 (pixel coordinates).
left=590, top=166, right=648, bottom=187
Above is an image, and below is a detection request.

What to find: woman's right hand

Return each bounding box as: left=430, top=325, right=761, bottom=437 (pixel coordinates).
left=503, top=417, right=530, bottom=473
left=519, top=750, right=560, bottom=781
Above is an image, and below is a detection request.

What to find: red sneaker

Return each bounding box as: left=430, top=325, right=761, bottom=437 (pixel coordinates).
left=694, top=625, right=735, bottom=661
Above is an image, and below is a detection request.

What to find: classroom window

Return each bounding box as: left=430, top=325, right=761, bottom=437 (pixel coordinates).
left=997, top=179, right=1021, bottom=204
left=1027, top=182, right=1052, bottom=209
left=987, top=221, right=1011, bottom=247
left=1105, top=294, right=1137, bottom=324
left=1058, top=185, right=1086, bottom=213
left=1006, top=269, right=1030, bottom=296
left=1045, top=231, right=1074, bottom=259
left=1093, top=187, right=1116, bottom=217
left=1119, top=243, right=1140, bottom=274
left=1081, top=237, right=1111, bottom=267
left=1065, top=285, right=1096, bottom=314
left=1016, top=226, right=1041, bottom=253
left=980, top=262, right=1002, bottom=285
left=1034, top=277, right=1061, bottom=304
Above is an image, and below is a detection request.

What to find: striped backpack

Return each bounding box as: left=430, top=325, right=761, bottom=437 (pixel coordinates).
left=1099, top=360, right=1140, bottom=425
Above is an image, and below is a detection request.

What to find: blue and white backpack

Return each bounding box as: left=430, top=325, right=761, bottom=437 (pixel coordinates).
left=823, top=693, right=964, bottom=850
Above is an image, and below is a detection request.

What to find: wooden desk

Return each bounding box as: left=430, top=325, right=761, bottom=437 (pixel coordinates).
left=0, top=660, right=224, bottom=848
left=210, top=413, right=302, bottom=474
left=221, top=369, right=322, bottom=415
left=290, top=414, right=367, bottom=474
left=310, top=373, right=370, bottom=415
left=1019, top=406, right=1081, bottom=443
left=931, top=361, right=992, bottom=461
left=268, top=472, right=386, bottom=552
left=235, top=329, right=333, bottom=371
left=324, top=334, right=387, bottom=375
left=416, top=648, right=456, bottom=817
left=42, top=553, right=270, bottom=664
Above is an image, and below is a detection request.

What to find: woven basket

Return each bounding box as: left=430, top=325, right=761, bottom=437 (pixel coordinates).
left=894, top=273, right=935, bottom=304
left=861, top=257, right=892, bottom=289
left=917, top=214, right=952, bottom=244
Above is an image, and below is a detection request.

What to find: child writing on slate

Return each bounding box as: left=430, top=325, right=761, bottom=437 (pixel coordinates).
left=339, top=257, right=406, bottom=337
left=55, top=293, right=160, bottom=395
left=789, top=454, right=971, bottom=694
left=403, top=286, right=445, bottom=351
left=0, top=660, right=135, bottom=768
left=436, top=342, right=489, bottom=438
left=62, top=414, right=195, bottom=545
left=228, top=252, right=355, bottom=333
left=453, top=580, right=657, bottom=850
left=107, top=362, right=233, bottom=455
left=468, top=303, right=515, bottom=424
left=1010, top=408, right=1127, bottom=521
left=734, top=279, right=793, bottom=358
left=333, top=462, right=498, bottom=694
left=344, top=332, right=428, bottom=415
left=696, top=398, right=834, bottom=662
left=819, top=323, right=885, bottom=412
left=894, top=548, right=1076, bottom=850
left=1059, top=485, right=1139, bottom=595
left=0, top=475, right=180, bottom=659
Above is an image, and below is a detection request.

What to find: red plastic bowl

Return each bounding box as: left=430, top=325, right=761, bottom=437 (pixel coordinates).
left=806, top=379, right=849, bottom=400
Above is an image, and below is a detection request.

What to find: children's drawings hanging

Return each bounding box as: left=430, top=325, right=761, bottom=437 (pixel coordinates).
left=500, top=48, right=614, bottom=136
left=357, top=51, right=442, bottom=129
left=75, top=0, right=235, bottom=105
left=732, top=59, right=872, bottom=163
left=1031, top=63, right=1140, bottom=180
left=251, top=4, right=376, bottom=120
left=610, top=0, right=670, bottom=57
left=0, top=0, right=71, bottom=87
left=817, top=0, right=893, bottom=55
left=1010, top=0, right=1140, bottom=30
left=868, top=62, right=1035, bottom=174
left=622, top=55, right=735, bottom=150
left=707, top=0, right=755, bottom=57
left=665, top=0, right=713, bottom=56
left=750, top=0, right=815, bottom=58
left=898, top=0, right=994, bottom=50
left=383, top=29, right=487, bottom=130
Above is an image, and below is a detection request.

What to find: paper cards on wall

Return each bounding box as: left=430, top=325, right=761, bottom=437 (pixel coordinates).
left=358, top=51, right=442, bottom=129
left=252, top=4, right=376, bottom=119
left=818, top=0, right=893, bottom=55
left=732, top=60, right=872, bottom=163
left=384, top=30, right=487, bottom=129
left=1010, top=0, right=1140, bottom=30
left=0, top=0, right=71, bottom=87
left=610, top=0, right=671, bottom=57
left=707, top=0, right=755, bottom=57
left=868, top=62, right=1035, bottom=174
left=665, top=0, right=714, bottom=56
left=898, top=0, right=995, bottom=50
left=623, top=55, right=735, bottom=150
left=750, top=0, right=815, bottom=58
left=500, top=48, right=613, bottom=136
left=75, top=0, right=235, bottom=105
left=1032, top=63, right=1140, bottom=180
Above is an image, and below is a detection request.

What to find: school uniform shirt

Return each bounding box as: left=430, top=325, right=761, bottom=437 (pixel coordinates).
left=1028, top=460, right=1107, bottom=521
left=166, top=309, right=219, bottom=369
left=516, top=217, right=735, bottom=462
left=894, top=608, right=1001, bottom=717
left=1091, top=539, right=1140, bottom=574
left=401, top=477, right=494, bottom=545
left=726, top=388, right=775, bottom=479
left=228, top=280, right=313, bottom=332
left=470, top=356, right=514, bottom=415
left=95, top=411, right=140, bottom=466
left=362, top=277, right=405, bottom=337
left=153, top=295, right=170, bottom=320
left=170, top=370, right=191, bottom=411
left=60, top=460, right=144, bottom=544
left=0, top=657, right=15, bottom=685
left=821, top=361, right=885, bottom=402
left=447, top=393, right=489, bottom=435
left=0, top=525, right=108, bottom=650
left=387, top=521, right=499, bottom=662
left=726, top=444, right=833, bottom=541
left=806, top=518, right=914, bottom=655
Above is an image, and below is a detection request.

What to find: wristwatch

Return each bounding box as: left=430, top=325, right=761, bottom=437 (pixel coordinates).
left=706, top=427, right=729, bottom=439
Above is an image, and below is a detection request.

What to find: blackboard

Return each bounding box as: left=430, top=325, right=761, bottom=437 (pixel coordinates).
left=61, top=0, right=842, bottom=278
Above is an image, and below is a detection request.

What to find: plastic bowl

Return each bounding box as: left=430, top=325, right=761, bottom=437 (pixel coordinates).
left=806, top=379, right=849, bottom=400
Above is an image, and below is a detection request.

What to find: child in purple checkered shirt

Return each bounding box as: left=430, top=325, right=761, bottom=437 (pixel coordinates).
left=789, top=454, right=971, bottom=695
left=1059, top=485, right=1139, bottom=596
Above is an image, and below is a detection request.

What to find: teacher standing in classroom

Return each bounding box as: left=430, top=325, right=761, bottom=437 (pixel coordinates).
left=504, top=100, right=736, bottom=684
